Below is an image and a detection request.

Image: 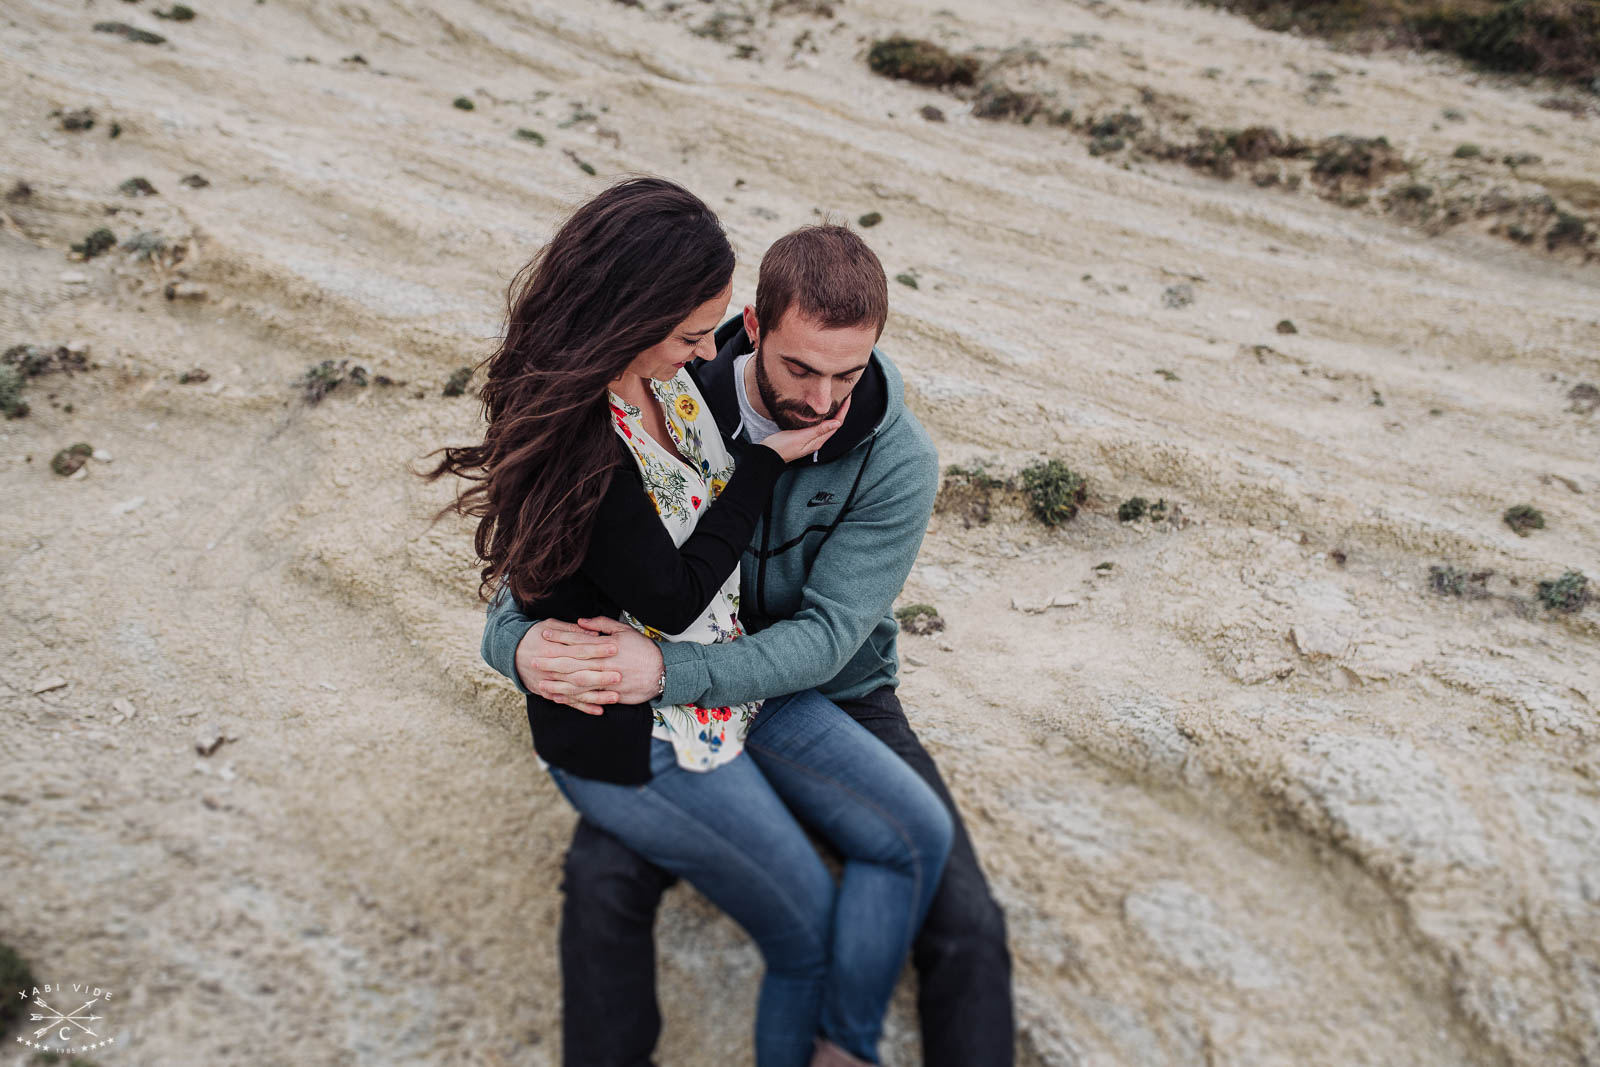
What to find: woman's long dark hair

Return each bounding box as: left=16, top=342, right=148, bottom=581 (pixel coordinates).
left=428, top=177, right=735, bottom=604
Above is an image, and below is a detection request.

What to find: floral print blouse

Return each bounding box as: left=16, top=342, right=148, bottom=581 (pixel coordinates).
left=608, top=370, right=761, bottom=772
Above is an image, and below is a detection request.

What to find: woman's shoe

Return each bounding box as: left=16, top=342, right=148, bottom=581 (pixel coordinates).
left=810, top=1037, right=875, bottom=1067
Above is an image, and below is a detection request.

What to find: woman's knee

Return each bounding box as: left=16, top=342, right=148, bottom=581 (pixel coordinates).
left=753, top=869, right=835, bottom=979
left=887, top=781, right=955, bottom=884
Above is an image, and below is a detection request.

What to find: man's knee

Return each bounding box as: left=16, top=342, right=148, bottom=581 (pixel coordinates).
left=560, top=818, right=675, bottom=925
left=919, top=861, right=1010, bottom=967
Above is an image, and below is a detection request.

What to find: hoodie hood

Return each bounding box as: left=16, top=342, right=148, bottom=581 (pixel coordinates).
left=691, top=314, right=903, bottom=465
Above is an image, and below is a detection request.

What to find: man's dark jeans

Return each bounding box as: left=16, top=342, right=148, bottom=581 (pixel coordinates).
left=555, top=685, right=1014, bottom=1067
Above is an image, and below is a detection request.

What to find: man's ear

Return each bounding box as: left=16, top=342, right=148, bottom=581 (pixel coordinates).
left=741, top=304, right=760, bottom=350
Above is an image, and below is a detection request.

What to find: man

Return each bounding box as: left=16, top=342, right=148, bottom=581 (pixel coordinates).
left=482, top=224, right=1013, bottom=1066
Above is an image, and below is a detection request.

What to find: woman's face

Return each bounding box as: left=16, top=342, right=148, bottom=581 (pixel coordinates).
left=619, top=281, right=733, bottom=383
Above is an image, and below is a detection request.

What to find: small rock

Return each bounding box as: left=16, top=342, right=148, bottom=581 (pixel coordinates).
left=32, top=677, right=69, bottom=695
left=163, top=281, right=207, bottom=301
left=1010, top=594, right=1082, bottom=615
left=93, top=21, right=167, bottom=45
left=1276, top=319, right=1297, bottom=334
left=110, top=496, right=146, bottom=516
left=59, top=108, right=96, bottom=132
left=92, top=448, right=113, bottom=462
left=1161, top=284, right=1193, bottom=309
left=919, top=105, right=946, bottom=122
left=179, top=173, right=210, bottom=189
left=59, top=271, right=88, bottom=285
left=112, top=698, right=136, bottom=718
left=195, top=725, right=227, bottom=756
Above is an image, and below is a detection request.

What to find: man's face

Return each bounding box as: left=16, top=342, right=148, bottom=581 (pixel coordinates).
left=745, top=306, right=876, bottom=430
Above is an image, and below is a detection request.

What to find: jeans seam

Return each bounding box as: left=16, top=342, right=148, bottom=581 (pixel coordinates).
left=744, top=738, right=943, bottom=955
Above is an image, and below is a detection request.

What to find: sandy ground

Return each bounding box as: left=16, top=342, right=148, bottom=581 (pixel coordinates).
left=2, top=0, right=1598, bottom=1064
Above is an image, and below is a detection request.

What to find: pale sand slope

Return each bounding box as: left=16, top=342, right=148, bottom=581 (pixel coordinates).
left=1, top=0, right=1597, bottom=1063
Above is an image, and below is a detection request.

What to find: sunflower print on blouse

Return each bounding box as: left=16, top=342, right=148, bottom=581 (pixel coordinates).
left=606, top=370, right=756, bottom=772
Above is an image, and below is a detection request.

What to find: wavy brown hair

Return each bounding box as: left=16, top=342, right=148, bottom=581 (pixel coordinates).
left=427, top=177, right=735, bottom=604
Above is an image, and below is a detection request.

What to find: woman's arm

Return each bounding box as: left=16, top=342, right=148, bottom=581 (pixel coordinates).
left=575, top=441, right=785, bottom=635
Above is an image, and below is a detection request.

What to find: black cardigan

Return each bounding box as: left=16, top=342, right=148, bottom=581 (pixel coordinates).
left=517, top=435, right=786, bottom=784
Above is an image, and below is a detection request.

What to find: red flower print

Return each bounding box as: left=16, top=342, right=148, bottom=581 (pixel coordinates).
left=711, top=706, right=733, bottom=722
left=691, top=496, right=702, bottom=509
left=692, top=705, right=710, bottom=725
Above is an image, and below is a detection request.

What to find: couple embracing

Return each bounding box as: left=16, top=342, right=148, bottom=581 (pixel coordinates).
left=434, top=177, right=1012, bottom=1066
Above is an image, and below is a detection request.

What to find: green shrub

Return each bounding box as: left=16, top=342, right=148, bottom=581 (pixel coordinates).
left=1503, top=504, right=1546, bottom=535
left=71, top=228, right=116, bottom=258
left=1536, top=569, right=1588, bottom=612
left=0, top=365, right=27, bottom=418
left=866, top=37, right=979, bottom=86
left=1021, top=459, right=1087, bottom=525
left=971, top=84, right=1047, bottom=122
left=297, top=359, right=368, bottom=404
left=51, top=442, right=93, bottom=476
left=894, top=602, right=945, bottom=635
left=443, top=366, right=473, bottom=397
left=453, top=96, right=475, bottom=110
left=1547, top=212, right=1589, bottom=251
left=1429, top=564, right=1492, bottom=597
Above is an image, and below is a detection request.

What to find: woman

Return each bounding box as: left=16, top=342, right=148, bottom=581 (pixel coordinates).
left=431, top=177, right=951, bottom=1067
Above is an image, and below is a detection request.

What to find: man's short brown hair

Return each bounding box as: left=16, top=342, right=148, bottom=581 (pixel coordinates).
left=755, top=224, right=889, bottom=340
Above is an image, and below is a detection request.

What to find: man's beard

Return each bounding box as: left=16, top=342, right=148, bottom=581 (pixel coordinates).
left=753, top=342, right=843, bottom=431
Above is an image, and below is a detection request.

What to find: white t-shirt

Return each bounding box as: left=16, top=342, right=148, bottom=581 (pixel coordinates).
left=733, top=352, right=781, bottom=444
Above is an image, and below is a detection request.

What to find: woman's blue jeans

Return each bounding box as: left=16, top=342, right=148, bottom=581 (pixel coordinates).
left=545, top=688, right=953, bottom=1067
